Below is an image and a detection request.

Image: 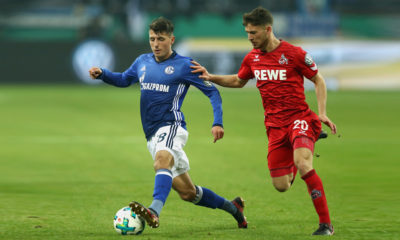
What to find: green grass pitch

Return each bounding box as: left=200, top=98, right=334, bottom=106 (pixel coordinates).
left=0, top=85, right=399, bottom=239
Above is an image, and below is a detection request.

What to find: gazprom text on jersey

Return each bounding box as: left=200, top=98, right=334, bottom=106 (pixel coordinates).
left=141, top=82, right=170, bottom=92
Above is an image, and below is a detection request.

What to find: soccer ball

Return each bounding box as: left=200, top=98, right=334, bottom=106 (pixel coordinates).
left=113, top=206, right=145, bottom=235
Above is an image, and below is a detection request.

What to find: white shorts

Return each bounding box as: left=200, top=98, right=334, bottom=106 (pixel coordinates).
left=147, top=125, right=190, bottom=178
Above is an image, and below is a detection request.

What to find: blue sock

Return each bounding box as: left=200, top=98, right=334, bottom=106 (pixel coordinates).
left=149, top=169, right=172, bottom=216
left=192, top=186, right=225, bottom=209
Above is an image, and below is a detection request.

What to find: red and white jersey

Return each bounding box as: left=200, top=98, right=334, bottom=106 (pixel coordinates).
left=238, top=40, right=318, bottom=127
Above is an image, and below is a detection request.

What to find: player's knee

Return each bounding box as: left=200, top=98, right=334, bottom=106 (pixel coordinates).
left=178, top=188, right=196, bottom=202
left=272, top=181, right=290, bottom=192
left=294, top=159, right=312, bottom=175
left=153, top=160, right=169, bottom=171
left=274, top=185, right=290, bottom=192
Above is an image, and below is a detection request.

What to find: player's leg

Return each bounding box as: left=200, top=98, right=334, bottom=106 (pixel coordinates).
left=267, top=126, right=298, bottom=192
left=271, top=174, right=292, bottom=192
left=268, top=146, right=298, bottom=192
left=290, top=112, right=333, bottom=235
left=149, top=150, right=174, bottom=215
left=293, top=138, right=333, bottom=235
left=130, top=150, right=174, bottom=228
left=130, top=126, right=178, bottom=228
left=172, top=172, right=247, bottom=228
left=171, top=171, right=196, bottom=201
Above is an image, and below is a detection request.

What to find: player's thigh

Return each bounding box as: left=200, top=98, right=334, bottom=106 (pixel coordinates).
left=267, top=144, right=294, bottom=177
left=154, top=150, right=174, bottom=170
left=293, top=146, right=313, bottom=175
left=147, top=125, right=190, bottom=177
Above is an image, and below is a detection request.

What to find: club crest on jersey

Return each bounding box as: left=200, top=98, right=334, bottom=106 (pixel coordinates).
left=305, top=53, right=314, bottom=66
left=254, top=55, right=260, bottom=62
left=165, top=66, right=174, bottom=74
left=279, top=54, right=288, bottom=64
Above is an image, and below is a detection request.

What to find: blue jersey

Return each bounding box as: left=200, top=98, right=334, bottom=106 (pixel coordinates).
left=99, top=51, right=223, bottom=140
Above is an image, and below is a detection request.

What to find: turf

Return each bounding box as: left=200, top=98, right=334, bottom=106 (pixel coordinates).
left=0, top=85, right=399, bottom=240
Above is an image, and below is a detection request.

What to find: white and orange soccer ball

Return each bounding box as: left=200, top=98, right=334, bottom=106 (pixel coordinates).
left=113, top=207, right=145, bottom=235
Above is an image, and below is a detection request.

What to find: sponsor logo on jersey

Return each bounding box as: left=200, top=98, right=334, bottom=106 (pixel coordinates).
left=254, top=69, right=287, bottom=81
left=141, top=82, right=170, bottom=92
left=279, top=54, right=288, bottom=64
left=165, top=66, right=174, bottom=74
left=253, top=54, right=260, bottom=62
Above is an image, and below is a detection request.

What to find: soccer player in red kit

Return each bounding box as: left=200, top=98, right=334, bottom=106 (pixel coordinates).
left=191, top=6, right=337, bottom=236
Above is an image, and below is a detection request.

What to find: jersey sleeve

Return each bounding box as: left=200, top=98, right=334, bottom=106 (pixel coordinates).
left=183, top=62, right=223, bottom=127
left=99, top=57, right=140, bottom=87
left=294, top=47, right=318, bottom=79
left=237, top=54, right=254, bottom=80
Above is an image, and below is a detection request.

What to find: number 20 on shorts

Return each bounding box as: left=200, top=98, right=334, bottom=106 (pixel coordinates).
left=293, top=120, right=309, bottom=130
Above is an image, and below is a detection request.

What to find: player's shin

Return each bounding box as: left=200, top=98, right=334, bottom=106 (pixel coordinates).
left=150, top=169, right=173, bottom=216
left=192, top=186, right=236, bottom=213
left=301, top=169, right=331, bottom=224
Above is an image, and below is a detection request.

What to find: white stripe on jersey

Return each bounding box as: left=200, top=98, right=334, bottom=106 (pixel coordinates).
left=171, top=83, right=185, bottom=125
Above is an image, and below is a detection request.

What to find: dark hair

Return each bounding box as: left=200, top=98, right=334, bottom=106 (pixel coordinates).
left=149, top=17, right=174, bottom=35
left=242, top=7, right=273, bottom=26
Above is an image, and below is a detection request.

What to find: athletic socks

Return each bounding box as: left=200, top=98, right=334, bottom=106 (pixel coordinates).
left=192, top=186, right=237, bottom=215
left=301, top=169, right=331, bottom=224
left=221, top=199, right=238, bottom=215
left=150, top=175, right=238, bottom=217
left=149, top=169, right=173, bottom=216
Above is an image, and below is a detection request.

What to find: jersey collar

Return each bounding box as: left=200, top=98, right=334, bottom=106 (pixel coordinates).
left=153, top=50, right=177, bottom=63
left=254, top=40, right=285, bottom=54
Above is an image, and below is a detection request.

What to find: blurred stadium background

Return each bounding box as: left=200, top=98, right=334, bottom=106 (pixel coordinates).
left=1, top=1, right=400, bottom=239
left=1, top=0, right=400, bottom=88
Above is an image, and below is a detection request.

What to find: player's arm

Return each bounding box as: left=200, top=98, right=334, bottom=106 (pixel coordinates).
left=89, top=57, right=141, bottom=87
left=190, top=61, right=249, bottom=88
left=89, top=67, right=135, bottom=88
left=310, top=72, right=337, bottom=134
left=185, top=66, right=224, bottom=143
left=200, top=86, right=224, bottom=143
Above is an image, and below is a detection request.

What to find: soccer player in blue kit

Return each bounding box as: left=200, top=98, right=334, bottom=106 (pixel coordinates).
left=89, top=17, right=247, bottom=229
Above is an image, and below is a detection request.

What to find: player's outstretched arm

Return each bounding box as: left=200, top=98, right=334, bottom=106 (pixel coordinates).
left=88, top=66, right=134, bottom=87
left=190, top=61, right=249, bottom=88
left=311, top=72, right=337, bottom=134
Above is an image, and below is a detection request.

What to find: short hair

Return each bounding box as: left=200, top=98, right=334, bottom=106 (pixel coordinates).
left=149, top=17, right=174, bottom=35
left=242, top=7, right=273, bottom=26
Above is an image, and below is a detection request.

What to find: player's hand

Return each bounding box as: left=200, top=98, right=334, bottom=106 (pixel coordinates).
left=211, top=126, right=224, bottom=143
left=190, top=61, right=211, bottom=81
left=89, top=67, right=103, bottom=79
left=319, top=115, right=337, bottom=134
